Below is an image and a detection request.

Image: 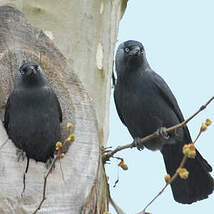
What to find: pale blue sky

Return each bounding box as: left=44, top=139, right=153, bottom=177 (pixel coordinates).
left=106, top=0, right=214, bottom=213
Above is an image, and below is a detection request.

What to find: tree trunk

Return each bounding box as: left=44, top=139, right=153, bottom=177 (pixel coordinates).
left=0, top=1, right=127, bottom=213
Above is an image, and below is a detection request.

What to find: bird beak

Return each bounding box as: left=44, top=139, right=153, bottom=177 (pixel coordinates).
left=129, top=46, right=141, bottom=56
left=26, top=67, right=37, bottom=76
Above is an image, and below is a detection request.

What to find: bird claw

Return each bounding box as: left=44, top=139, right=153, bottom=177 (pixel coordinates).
left=16, top=149, right=26, bottom=161
left=101, top=146, right=113, bottom=154
left=132, top=137, right=144, bottom=151
left=155, top=127, right=169, bottom=139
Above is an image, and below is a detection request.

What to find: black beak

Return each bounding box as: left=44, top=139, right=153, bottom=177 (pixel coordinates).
left=26, top=67, right=36, bottom=76
left=129, top=46, right=140, bottom=56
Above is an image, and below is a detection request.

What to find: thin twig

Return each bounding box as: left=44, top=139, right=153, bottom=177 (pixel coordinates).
left=137, top=183, right=168, bottom=214
left=33, top=126, right=74, bottom=214
left=113, top=162, right=120, bottom=188
left=33, top=156, right=59, bottom=214
left=103, top=96, right=214, bottom=162
left=138, top=124, right=204, bottom=214
left=59, top=159, right=65, bottom=181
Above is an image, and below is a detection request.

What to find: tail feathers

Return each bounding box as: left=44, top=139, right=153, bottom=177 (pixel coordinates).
left=161, top=143, right=214, bottom=204
left=196, top=150, right=212, bottom=172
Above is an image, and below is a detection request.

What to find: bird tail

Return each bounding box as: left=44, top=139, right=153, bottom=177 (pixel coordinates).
left=161, top=142, right=214, bottom=204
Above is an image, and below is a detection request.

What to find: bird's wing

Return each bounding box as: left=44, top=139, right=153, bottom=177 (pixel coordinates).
left=151, top=70, right=185, bottom=123
left=152, top=71, right=212, bottom=171
left=114, top=86, right=126, bottom=125
left=55, top=94, right=62, bottom=123
left=50, top=88, right=62, bottom=122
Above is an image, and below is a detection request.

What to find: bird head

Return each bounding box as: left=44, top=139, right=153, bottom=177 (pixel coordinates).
left=18, top=62, right=48, bottom=87
left=115, top=40, right=149, bottom=76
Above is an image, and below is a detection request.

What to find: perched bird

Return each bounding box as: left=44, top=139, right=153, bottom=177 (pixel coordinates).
left=4, top=62, right=62, bottom=164
left=114, top=40, right=214, bottom=204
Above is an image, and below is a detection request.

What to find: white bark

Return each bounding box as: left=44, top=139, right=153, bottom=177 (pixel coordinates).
left=0, top=1, right=127, bottom=213
left=5, top=0, right=127, bottom=144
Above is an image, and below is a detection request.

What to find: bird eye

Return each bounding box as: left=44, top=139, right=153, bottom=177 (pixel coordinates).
left=35, top=65, right=40, bottom=71
left=19, top=68, right=25, bottom=75
left=124, top=47, right=130, bottom=53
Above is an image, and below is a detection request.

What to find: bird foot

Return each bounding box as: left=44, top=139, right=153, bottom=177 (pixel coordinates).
left=16, top=149, right=26, bottom=161
left=155, top=127, right=169, bottom=139
left=101, top=146, right=113, bottom=154
left=132, top=137, right=144, bottom=151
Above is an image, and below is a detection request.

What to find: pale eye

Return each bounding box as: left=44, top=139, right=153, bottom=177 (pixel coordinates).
left=35, top=65, right=40, bottom=71
left=124, top=47, right=130, bottom=53
left=19, top=68, right=26, bottom=75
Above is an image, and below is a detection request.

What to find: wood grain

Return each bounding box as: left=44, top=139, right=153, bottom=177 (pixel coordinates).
left=0, top=6, right=99, bottom=214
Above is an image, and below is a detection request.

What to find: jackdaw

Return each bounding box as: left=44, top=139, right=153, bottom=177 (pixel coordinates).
left=4, top=62, right=62, bottom=164
left=114, top=40, right=214, bottom=204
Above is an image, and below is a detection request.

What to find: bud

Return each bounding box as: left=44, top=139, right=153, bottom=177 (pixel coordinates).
left=56, top=141, right=63, bottom=150
left=60, top=153, right=65, bottom=158
left=121, top=164, right=128, bottom=170
left=118, top=159, right=128, bottom=170
left=67, top=134, right=75, bottom=142
left=182, top=144, right=190, bottom=156
left=70, top=134, right=75, bottom=142
left=205, top=118, right=212, bottom=126
left=176, top=168, right=189, bottom=179
left=67, top=122, right=73, bottom=132
left=182, top=144, right=196, bottom=158
left=200, top=123, right=207, bottom=132
left=188, top=150, right=196, bottom=158
left=164, top=174, right=171, bottom=183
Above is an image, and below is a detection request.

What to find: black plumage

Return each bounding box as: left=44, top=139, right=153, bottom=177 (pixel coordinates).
left=114, top=40, right=214, bottom=204
left=4, top=62, right=62, bottom=163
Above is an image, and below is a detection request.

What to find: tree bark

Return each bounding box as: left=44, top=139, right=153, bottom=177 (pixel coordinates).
left=0, top=1, right=127, bottom=213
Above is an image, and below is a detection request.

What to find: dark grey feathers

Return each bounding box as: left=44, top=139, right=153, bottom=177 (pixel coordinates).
left=4, top=62, right=62, bottom=163
left=114, top=40, right=214, bottom=204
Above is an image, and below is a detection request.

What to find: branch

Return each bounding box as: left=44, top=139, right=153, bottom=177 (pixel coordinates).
left=137, top=183, right=168, bottom=214
left=137, top=127, right=204, bottom=214
left=33, top=156, right=59, bottom=214
left=103, top=96, right=214, bottom=162
left=33, top=123, right=75, bottom=214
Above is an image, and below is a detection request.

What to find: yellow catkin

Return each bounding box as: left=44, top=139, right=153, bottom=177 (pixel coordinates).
left=200, top=123, right=207, bottom=132
left=205, top=118, right=212, bottom=126
left=164, top=174, right=171, bottom=183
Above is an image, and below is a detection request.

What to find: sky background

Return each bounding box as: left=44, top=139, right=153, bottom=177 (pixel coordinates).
left=106, top=0, right=214, bottom=213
